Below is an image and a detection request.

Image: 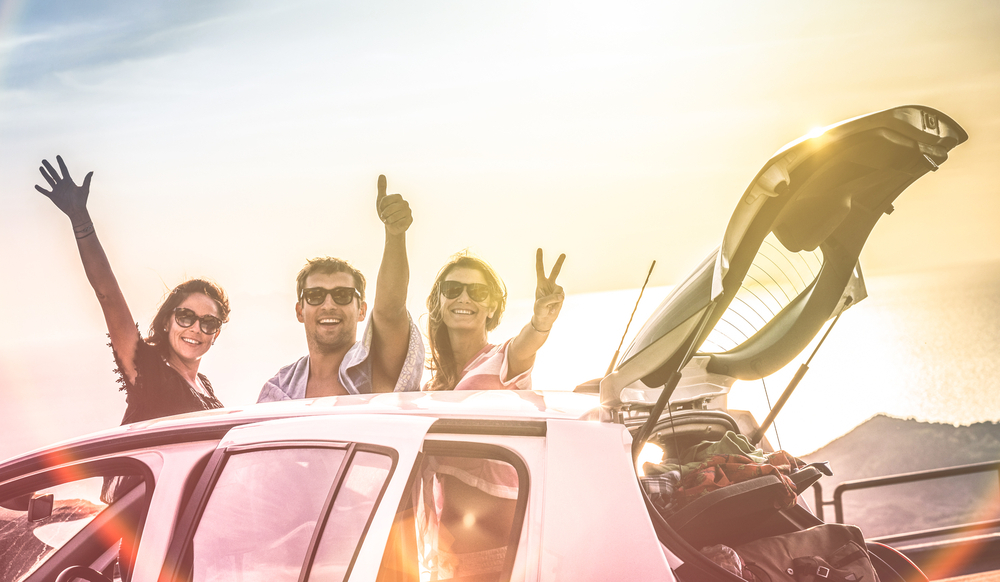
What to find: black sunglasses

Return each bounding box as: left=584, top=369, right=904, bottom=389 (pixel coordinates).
left=173, top=307, right=224, bottom=335
left=440, top=281, right=490, bottom=302
left=301, top=286, right=360, bottom=306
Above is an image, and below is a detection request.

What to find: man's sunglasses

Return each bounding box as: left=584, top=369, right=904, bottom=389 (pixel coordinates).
left=440, top=281, right=490, bottom=302
left=301, top=286, right=361, bottom=306
left=173, top=307, right=224, bottom=335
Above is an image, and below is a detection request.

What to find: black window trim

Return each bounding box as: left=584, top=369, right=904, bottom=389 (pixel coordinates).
left=0, top=427, right=237, bottom=485
left=297, top=442, right=355, bottom=581
left=299, top=444, right=400, bottom=582
left=428, top=418, right=547, bottom=437
left=225, top=440, right=351, bottom=454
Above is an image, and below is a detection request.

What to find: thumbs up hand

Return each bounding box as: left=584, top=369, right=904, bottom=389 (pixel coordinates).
left=376, top=174, right=413, bottom=237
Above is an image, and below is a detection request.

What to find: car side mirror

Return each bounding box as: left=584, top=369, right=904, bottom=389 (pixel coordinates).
left=28, top=493, right=54, bottom=522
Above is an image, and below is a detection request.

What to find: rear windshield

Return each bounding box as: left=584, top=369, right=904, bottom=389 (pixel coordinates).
left=702, top=233, right=824, bottom=353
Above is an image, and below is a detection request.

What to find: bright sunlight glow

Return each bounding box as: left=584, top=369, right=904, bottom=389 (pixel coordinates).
left=636, top=442, right=665, bottom=476
left=805, top=126, right=828, bottom=139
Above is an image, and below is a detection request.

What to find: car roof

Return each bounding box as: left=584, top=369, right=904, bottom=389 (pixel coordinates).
left=0, top=391, right=602, bottom=476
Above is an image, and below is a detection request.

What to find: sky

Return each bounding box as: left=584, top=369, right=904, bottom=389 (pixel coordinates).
left=1, top=0, right=999, bottom=458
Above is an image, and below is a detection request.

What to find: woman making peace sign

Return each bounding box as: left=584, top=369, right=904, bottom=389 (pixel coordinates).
left=417, top=250, right=566, bottom=580
left=424, top=249, right=566, bottom=391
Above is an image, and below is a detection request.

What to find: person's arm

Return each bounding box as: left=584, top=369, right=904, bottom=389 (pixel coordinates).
left=370, top=174, right=414, bottom=392
left=508, top=249, right=567, bottom=379
left=36, top=156, right=140, bottom=385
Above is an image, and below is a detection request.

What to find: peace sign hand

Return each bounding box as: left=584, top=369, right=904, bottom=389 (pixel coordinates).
left=532, top=249, right=567, bottom=332
left=376, top=174, right=413, bottom=237
left=35, top=156, right=93, bottom=226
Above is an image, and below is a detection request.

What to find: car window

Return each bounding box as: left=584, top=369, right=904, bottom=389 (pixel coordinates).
left=307, top=451, right=393, bottom=580
left=186, top=446, right=394, bottom=582
left=702, top=232, right=824, bottom=353
left=377, top=450, right=527, bottom=582
left=189, top=447, right=346, bottom=580
left=0, top=472, right=147, bottom=582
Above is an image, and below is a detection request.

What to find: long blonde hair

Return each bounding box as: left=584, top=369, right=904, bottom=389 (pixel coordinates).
left=425, top=253, right=507, bottom=391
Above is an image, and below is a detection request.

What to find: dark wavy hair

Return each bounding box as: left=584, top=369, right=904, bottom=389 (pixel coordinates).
left=295, top=257, right=367, bottom=303
left=425, top=253, right=507, bottom=391
left=146, top=279, right=231, bottom=354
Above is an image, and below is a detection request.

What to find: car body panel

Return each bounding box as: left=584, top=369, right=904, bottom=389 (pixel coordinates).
left=537, top=419, right=673, bottom=579
left=1, top=396, right=679, bottom=581
left=132, top=441, right=219, bottom=581
left=0, top=391, right=602, bottom=478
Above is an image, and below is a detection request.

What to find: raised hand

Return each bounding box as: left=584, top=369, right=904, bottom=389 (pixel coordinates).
left=35, top=156, right=93, bottom=227
left=376, top=174, right=413, bottom=237
left=371, top=174, right=415, bottom=392
left=532, top=248, right=567, bottom=332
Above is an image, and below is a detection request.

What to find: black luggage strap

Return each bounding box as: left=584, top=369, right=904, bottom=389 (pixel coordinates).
left=792, top=556, right=865, bottom=582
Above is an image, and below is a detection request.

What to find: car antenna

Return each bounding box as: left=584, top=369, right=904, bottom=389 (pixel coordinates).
left=631, top=301, right=717, bottom=462
left=606, top=260, right=656, bottom=376
left=750, top=295, right=854, bottom=446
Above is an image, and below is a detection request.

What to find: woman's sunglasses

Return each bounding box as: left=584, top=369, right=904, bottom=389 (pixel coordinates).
left=440, top=281, right=490, bottom=302
left=301, top=286, right=360, bottom=306
left=173, top=307, right=223, bottom=335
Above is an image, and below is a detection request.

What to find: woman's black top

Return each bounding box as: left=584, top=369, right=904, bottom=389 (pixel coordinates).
left=113, top=335, right=223, bottom=425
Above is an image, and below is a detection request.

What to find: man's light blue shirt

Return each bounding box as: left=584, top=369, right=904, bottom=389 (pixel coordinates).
left=257, top=313, right=424, bottom=401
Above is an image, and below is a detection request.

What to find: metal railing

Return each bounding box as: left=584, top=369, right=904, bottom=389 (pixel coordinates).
left=810, top=460, right=1000, bottom=542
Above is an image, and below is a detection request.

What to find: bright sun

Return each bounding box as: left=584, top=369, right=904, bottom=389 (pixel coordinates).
left=805, top=126, right=828, bottom=139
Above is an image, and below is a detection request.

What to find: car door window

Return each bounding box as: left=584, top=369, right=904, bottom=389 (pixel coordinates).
left=377, top=447, right=528, bottom=582
left=185, top=446, right=395, bottom=582
left=307, top=451, right=393, bottom=579
left=190, top=447, right=346, bottom=580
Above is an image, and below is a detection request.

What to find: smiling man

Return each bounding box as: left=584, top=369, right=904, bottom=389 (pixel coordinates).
left=257, top=176, right=424, bottom=401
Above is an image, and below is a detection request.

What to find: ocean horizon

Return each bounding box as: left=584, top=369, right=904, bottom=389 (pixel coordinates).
left=3, top=260, right=999, bottom=461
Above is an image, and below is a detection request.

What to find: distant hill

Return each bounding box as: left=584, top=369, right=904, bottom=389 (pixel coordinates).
left=802, top=414, right=1000, bottom=538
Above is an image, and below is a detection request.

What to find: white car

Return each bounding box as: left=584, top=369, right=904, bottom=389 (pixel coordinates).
left=2, top=105, right=983, bottom=582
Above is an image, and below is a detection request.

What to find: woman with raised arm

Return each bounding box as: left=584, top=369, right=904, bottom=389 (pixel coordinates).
left=35, top=156, right=230, bottom=425
left=424, top=248, right=566, bottom=391
left=414, top=250, right=566, bottom=581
